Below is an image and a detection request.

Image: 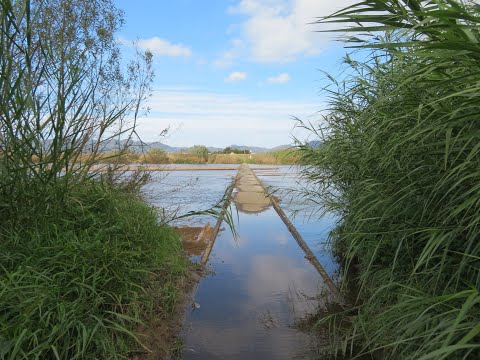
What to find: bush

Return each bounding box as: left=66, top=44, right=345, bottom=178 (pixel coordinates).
left=188, top=145, right=209, bottom=162
left=0, top=1, right=184, bottom=358
left=144, top=148, right=169, bottom=164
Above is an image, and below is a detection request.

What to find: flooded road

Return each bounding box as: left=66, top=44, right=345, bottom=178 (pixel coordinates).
left=145, top=165, right=338, bottom=280
left=254, top=166, right=339, bottom=279
left=179, top=165, right=334, bottom=359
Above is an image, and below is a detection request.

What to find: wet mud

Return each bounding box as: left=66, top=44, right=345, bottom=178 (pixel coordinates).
left=176, top=225, right=215, bottom=257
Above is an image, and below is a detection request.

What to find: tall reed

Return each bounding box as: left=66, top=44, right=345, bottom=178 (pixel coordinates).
left=299, top=1, right=480, bottom=358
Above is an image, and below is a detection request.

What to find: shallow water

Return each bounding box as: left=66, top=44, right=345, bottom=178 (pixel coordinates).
left=254, top=166, right=339, bottom=279
left=144, top=166, right=338, bottom=275
left=179, top=165, right=335, bottom=359
left=142, top=164, right=339, bottom=358
left=143, top=163, right=338, bottom=276
left=181, top=206, right=331, bottom=359
left=142, top=167, right=237, bottom=226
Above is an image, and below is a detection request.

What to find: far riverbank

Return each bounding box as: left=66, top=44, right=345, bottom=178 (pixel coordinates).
left=78, top=149, right=299, bottom=166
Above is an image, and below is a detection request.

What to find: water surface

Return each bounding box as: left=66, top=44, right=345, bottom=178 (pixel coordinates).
left=254, top=166, right=339, bottom=278
left=141, top=164, right=339, bottom=358
left=142, top=167, right=236, bottom=226
left=180, top=165, right=334, bottom=359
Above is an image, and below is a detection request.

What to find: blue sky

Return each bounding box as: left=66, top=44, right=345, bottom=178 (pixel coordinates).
left=116, top=0, right=354, bottom=147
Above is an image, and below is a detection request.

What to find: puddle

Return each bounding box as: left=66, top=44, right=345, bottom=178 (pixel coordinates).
left=180, top=165, right=333, bottom=359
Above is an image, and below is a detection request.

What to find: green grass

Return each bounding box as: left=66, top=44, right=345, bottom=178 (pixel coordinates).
left=0, top=1, right=187, bottom=358
left=298, top=1, right=480, bottom=359
left=0, top=180, right=186, bottom=359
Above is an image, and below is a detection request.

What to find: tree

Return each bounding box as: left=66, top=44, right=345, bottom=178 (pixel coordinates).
left=145, top=148, right=168, bottom=164
left=189, top=145, right=209, bottom=162
left=222, top=147, right=250, bottom=154
left=0, top=0, right=153, bottom=216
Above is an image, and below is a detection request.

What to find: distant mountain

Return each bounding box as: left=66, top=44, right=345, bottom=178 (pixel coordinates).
left=306, top=140, right=321, bottom=148
left=141, top=142, right=185, bottom=153
left=228, top=145, right=268, bottom=154
left=87, top=140, right=294, bottom=154
left=290, top=140, right=321, bottom=150
left=143, top=143, right=293, bottom=154
left=207, top=146, right=223, bottom=153
left=217, top=144, right=294, bottom=154
left=270, top=144, right=291, bottom=152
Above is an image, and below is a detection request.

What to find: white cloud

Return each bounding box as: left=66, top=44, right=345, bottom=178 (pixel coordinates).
left=228, top=0, right=356, bottom=63
left=225, top=71, right=248, bottom=82
left=134, top=88, right=320, bottom=147
left=267, top=72, right=290, bottom=84
left=136, top=36, right=191, bottom=57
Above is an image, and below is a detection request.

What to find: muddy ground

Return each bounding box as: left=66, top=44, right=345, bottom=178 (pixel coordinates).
left=132, top=224, right=216, bottom=360
left=133, top=262, right=204, bottom=360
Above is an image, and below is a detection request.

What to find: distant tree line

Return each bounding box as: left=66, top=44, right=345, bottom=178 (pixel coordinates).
left=214, top=147, right=251, bottom=154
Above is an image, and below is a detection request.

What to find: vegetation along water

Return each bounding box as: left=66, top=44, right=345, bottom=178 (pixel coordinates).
left=298, top=1, right=480, bottom=359
left=1, top=0, right=479, bottom=359
left=0, top=1, right=187, bottom=358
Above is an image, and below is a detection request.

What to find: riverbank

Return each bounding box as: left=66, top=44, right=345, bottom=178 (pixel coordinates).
left=78, top=149, right=299, bottom=166
left=134, top=260, right=204, bottom=359
left=0, top=179, right=190, bottom=359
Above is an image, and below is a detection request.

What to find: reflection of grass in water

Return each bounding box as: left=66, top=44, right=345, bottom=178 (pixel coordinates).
left=170, top=337, right=184, bottom=360
left=294, top=301, right=376, bottom=360
left=288, top=284, right=378, bottom=360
